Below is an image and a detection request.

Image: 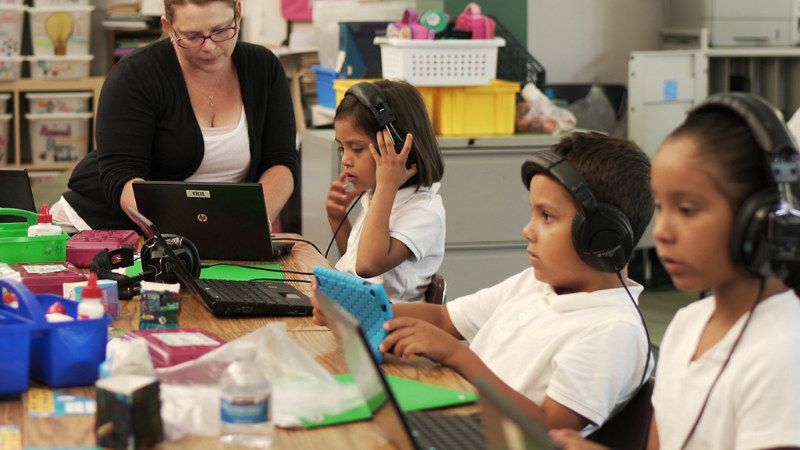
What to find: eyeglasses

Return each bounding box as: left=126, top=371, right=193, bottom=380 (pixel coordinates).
left=174, top=19, right=238, bottom=49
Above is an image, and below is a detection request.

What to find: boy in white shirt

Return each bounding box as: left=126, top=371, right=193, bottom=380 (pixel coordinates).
left=313, top=132, right=655, bottom=432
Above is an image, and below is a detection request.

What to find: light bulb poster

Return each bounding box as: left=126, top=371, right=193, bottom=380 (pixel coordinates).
left=31, top=10, right=91, bottom=56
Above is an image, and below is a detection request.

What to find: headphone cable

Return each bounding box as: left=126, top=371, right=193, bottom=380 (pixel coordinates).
left=325, top=192, right=364, bottom=259
left=616, top=271, right=652, bottom=388
left=679, top=277, right=766, bottom=450
left=271, top=236, right=323, bottom=256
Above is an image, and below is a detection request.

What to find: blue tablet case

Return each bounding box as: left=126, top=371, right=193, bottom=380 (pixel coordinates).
left=313, top=266, right=393, bottom=363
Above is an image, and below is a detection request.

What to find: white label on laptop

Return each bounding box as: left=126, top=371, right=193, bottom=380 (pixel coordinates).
left=186, top=189, right=211, bottom=198
left=153, top=332, right=221, bottom=347
left=22, top=264, right=66, bottom=274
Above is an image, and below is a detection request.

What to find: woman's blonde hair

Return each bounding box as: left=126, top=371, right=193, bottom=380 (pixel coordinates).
left=163, top=0, right=236, bottom=22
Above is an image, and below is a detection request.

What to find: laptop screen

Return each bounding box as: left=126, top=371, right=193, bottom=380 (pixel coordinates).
left=132, top=181, right=275, bottom=260
left=316, top=291, right=417, bottom=450
left=0, top=169, right=36, bottom=223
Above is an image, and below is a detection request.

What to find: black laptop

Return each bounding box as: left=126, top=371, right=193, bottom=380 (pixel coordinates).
left=132, top=181, right=293, bottom=260
left=127, top=206, right=312, bottom=317
left=0, top=168, right=37, bottom=223
left=316, top=289, right=485, bottom=450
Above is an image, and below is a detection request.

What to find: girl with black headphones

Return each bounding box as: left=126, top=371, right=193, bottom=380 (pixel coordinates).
left=552, top=95, right=800, bottom=449
left=326, top=80, right=446, bottom=303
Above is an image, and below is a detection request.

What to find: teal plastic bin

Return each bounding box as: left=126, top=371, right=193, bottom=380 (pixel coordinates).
left=0, top=208, right=68, bottom=264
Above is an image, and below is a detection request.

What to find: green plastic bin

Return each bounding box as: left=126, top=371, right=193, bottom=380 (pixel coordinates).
left=0, top=208, right=68, bottom=264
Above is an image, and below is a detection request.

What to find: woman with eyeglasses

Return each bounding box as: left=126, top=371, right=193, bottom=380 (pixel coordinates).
left=53, top=0, right=298, bottom=231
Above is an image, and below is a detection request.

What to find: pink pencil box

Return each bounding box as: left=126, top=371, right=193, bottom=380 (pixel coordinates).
left=12, top=262, right=87, bottom=295
left=387, top=8, right=435, bottom=40
left=454, top=3, right=496, bottom=39
left=123, top=328, right=226, bottom=368
left=66, top=230, right=139, bottom=267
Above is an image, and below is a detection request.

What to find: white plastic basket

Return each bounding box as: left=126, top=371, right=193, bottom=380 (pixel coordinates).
left=27, top=91, right=91, bottom=114
left=0, top=54, right=22, bottom=80
left=0, top=5, right=25, bottom=56
left=33, top=0, right=89, bottom=6
left=26, top=112, right=92, bottom=164
left=374, top=37, right=506, bottom=86
left=27, top=54, right=92, bottom=79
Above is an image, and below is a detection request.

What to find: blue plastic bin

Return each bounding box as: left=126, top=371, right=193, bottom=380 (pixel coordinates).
left=0, top=291, right=34, bottom=396
left=312, top=65, right=342, bottom=109
left=0, top=279, right=110, bottom=389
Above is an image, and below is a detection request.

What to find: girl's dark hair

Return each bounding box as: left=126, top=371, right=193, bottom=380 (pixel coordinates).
left=163, top=0, right=236, bottom=22
left=667, top=106, right=800, bottom=295
left=334, top=80, right=444, bottom=188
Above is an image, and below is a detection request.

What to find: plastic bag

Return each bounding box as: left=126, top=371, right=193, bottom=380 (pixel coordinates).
left=516, top=83, right=577, bottom=134
left=126, top=323, right=362, bottom=440
left=566, top=85, right=617, bottom=134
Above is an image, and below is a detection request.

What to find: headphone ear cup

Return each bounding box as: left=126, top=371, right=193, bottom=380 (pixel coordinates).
left=140, top=235, right=202, bottom=284
left=731, top=189, right=777, bottom=277
left=89, top=248, right=140, bottom=300
left=573, top=203, right=635, bottom=273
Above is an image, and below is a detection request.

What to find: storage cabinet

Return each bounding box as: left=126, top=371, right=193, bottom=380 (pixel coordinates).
left=0, top=76, right=104, bottom=171
left=300, top=129, right=557, bottom=299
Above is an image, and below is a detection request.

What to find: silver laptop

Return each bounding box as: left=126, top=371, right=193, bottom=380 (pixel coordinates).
left=132, top=181, right=292, bottom=260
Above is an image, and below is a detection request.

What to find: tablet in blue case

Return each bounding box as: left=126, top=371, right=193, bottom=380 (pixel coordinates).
left=313, top=266, right=393, bottom=363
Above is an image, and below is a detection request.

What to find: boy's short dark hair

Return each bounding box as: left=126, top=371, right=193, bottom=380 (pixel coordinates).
left=549, top=132, right=654, bottom=245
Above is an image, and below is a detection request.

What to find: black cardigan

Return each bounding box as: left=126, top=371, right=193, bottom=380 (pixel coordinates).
left=63, top=39, right=298, bottom=230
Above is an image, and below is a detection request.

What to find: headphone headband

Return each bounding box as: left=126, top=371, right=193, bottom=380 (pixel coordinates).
left=522, top=150, right=598, bottom=213
left=345, top=82, right=397, bottom=130
left=690, top=93, right=800, bottom=189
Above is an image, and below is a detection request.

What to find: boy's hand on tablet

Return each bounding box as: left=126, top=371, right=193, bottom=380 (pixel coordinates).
left=326, top=172, right=363, bottom=223
left=372, top=130, right=417, bottom=190
left=309, top=281, right=329, bottom=327
left=379, top=317, right=460, bottom=365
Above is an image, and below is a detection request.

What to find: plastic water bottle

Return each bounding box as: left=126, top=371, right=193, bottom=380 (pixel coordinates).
left=220, top=343, right=273, bottom=447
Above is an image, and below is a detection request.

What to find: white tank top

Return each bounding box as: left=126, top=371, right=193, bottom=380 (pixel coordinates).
left=187, top=107, right=250, bottom=182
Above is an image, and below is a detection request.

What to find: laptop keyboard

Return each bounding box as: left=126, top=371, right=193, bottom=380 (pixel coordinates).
left=405, top=411, right=484, bottom=450
left=196, top=279, right=305, bottom=305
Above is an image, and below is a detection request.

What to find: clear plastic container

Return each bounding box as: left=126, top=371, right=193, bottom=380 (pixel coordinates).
left=27, top=54, right=93, bottom=79
left=28, top=5, right=94, bottom=56
left=219, top=343, right=273, bottom=448
left=26, top=112, right=92, bottom=164
left=0, top=5, right=25, bottom=56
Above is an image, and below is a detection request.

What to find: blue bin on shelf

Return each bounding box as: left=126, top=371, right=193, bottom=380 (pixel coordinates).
left=312, top=64, right=342, bottom=109
left=0, top=279, right=110, bottom=390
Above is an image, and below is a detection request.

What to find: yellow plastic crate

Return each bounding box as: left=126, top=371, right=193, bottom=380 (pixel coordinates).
left=434, top=80, right=520, bottom=136
left=332, top=79, right=436, bottom=122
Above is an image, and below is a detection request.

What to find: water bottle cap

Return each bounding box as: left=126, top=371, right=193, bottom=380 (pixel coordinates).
left=37, top=204, right=52, bottom=224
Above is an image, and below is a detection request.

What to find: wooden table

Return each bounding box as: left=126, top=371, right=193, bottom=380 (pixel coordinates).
left=0, top=236, right=476, bottom=449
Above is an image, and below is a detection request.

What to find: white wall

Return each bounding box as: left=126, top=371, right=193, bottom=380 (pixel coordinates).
left=527, top=0, right=664, bottom=84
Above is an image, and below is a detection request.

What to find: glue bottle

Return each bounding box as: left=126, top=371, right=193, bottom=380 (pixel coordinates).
left=77, top=273, right=105, bottom=320
left=27, top=204, right=61, bottom=237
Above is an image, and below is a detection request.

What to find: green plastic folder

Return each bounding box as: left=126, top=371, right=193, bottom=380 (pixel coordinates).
left=125, top=261, right=285, bottom=281
left=300, top=374, right=477, bottom=428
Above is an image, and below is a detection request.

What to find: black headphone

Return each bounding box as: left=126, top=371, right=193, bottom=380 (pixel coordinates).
left=521, top=150, right=635, bottom=273
left=90, top=234, right=201, bottom=299
left=344, top=81, right=416, bottom=169
left=689, top=93, right=800, bottom=281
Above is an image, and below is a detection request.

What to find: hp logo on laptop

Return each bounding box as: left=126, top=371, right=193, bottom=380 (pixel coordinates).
left=197, top=214, right=208, bottom=223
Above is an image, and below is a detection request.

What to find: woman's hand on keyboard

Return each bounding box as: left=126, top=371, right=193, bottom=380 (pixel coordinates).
left=379, top=317, right=460, bottom=365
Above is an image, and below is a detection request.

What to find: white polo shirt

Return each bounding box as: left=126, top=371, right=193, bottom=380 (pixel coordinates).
left=447, top=267, right=651, bottom=429
left=335, top=182, right=445, bottom=303
left=652, top=290, right=800, bottom=450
